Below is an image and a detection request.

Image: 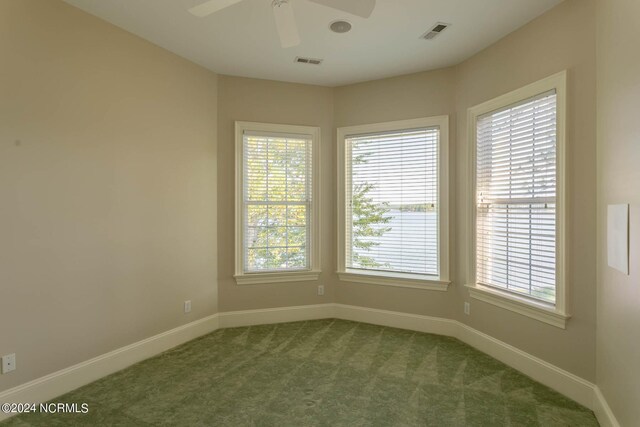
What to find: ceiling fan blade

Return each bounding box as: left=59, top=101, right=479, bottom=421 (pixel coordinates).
left=188, top=0, right=244, bottom=17
left=273, top=1, right=301, bottom=48
left=307, top=0, right=375, bottom=18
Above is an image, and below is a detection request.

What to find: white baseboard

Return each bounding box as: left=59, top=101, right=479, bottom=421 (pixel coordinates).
left=218, top=304, right=458, bottom=338
left=0, top=303, right=618, bottom=426
left=593, top=386, right=621, bottom=427
left=176, top=303, right=599, bottom=412
left=218, top=303, right=333, bottom=328
left=0, top=313, right=219, bottom=422
left=455, top=322, right=594, bottom=408
left=333, top=304, right=458, bottom=337
left=330, top=304, right=593, bottom=409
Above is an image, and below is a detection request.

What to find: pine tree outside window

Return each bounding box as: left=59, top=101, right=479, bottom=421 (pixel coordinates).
left=337, top=117, right=450, bottom=290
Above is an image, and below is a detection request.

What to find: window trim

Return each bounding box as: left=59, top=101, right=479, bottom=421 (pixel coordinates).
left=337, top=116, right=450, bottom=290
left=234, top=121, right=321, bottom=285
left=466, top=71, right=569, bottom=328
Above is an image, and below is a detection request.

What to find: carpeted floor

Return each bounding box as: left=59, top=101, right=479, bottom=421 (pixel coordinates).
left=3, top=319, right=598, bottom=426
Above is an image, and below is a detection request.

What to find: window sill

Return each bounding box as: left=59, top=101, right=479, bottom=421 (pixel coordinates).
left=234, top=270, right=321, bottom=285
left=465, top=284, right=570, bottom=329
left=338, top=270, right=450, bottom=291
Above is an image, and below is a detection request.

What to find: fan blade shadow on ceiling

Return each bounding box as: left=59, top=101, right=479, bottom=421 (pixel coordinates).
left=188, top=0, right=244, bottom=17
left=189, top=0, right=371, bottom=48
left=273, top=1, right=301, bottom=48
left=307, top=0, right=376, bottom=18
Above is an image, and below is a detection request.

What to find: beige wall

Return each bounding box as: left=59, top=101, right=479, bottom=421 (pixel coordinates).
left=331, top=0, right=597, bottom=380
left=0, top=0, right=218, bottom=391
left=218, top=0, right=597, bottom=380
left=453, top=0, right=597, bottom=381
left=596, top=0, right=640, bottom=424
left=217, top=75, right=334, bottom=311
left=217, top=68, right=457, bottom=318
left=1, top=0, right=606, bottom=401
left=333, top=69, right=457, bottom=319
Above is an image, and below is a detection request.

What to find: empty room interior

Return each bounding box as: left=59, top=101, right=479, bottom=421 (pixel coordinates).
left=0, top=0, right=638, bottom=425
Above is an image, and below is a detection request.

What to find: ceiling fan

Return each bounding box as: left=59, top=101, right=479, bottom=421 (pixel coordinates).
left=188, top=0, right=376, bottom=48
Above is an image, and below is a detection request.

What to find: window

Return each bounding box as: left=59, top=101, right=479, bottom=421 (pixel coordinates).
left=467, top=71, right=569, bottom=328
left=337, top=117, right=450, bottom=290
left=234, top=122, right=320, bottom=285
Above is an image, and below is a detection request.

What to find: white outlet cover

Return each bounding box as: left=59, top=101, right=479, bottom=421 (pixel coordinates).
left=2, top=353, right=16, bottom=374
left=184, top=300, right=192, bottom=313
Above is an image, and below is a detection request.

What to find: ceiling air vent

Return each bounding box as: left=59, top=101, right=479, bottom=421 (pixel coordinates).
left=421, top=22, right=450, bottom=40
left=294, top=56, right=323, bottom=65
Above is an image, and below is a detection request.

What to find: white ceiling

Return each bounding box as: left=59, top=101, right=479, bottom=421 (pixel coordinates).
left=63, top=0, right=563, bottom=87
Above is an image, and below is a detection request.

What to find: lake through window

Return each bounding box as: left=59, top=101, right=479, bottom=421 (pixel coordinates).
left=344, top=127, right=440, bottom=276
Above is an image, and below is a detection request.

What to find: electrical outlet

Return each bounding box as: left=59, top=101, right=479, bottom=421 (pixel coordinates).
left=2, top=353, right=16, bottom=374
left=317, top=285, right=325, bottom=296
left=464, top=302, right=470, bottom=315
left=184, top=300, right=192, bottom=313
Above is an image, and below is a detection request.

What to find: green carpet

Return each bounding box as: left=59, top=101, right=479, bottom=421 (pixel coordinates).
left=2, top=319, right=598, bottom=426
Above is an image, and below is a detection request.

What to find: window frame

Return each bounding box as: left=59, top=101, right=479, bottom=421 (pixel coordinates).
left=466, top=71, right=570, bottom=328
left=234, top=121, right=321, bottom=285
left=337, top=116, right=450, bottom=291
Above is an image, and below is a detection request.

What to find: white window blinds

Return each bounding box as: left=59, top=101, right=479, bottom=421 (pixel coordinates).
left=476, top=90, right=557, bottom=303
left=345, top=128, right=439, bottom=276
left=243, top=131, right=312, bottom=272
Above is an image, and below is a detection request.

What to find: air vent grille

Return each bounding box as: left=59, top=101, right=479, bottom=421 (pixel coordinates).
left=295, top=56, right=323, bottom=65
left=421, top=22, right=450, bottom=40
